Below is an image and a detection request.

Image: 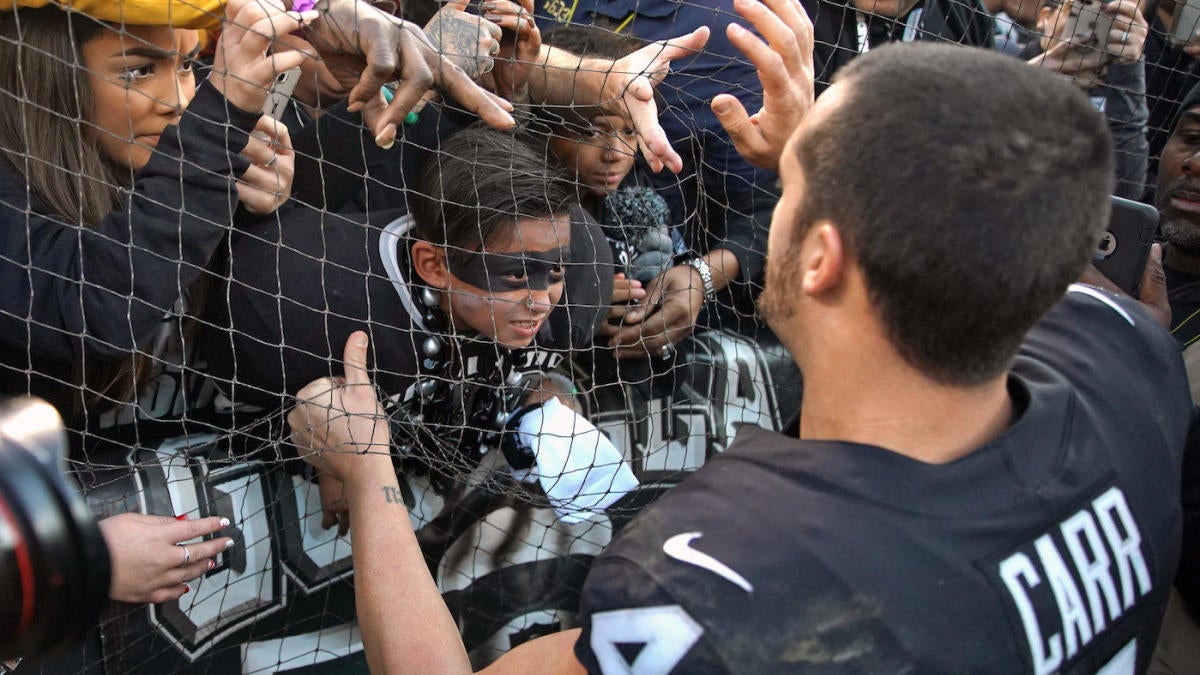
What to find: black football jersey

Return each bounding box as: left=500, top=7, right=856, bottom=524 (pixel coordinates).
left=575, top=286, right=1191, bottom=674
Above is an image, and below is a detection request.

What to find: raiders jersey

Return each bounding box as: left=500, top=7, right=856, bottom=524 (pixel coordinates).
left=575, top=286, right=1190, bottom=674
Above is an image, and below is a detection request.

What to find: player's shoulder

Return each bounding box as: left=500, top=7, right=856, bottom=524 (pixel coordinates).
left=1024, top=285, right=1184, bottom=386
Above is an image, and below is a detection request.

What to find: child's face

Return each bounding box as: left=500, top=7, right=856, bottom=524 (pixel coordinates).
left=549, top=115, right=637, bottom=198
left=444, top=215, right=571, bottom=349
left=82, top=25, right=200, bottom=171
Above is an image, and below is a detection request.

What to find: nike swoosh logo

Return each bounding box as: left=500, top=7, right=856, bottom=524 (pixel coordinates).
left=662, top=532, right=753, bottom=593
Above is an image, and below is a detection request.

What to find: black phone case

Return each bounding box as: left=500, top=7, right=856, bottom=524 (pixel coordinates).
left=1094, top=195, right=1158, bottom=296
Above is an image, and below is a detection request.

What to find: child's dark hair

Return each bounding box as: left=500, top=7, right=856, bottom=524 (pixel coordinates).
left=410, top=126, right=576, bottom=251
left=541, top=24, right=645, bottom=59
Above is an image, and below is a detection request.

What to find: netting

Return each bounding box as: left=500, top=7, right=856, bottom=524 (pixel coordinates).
left=0, top=0, right=1192, bottom=671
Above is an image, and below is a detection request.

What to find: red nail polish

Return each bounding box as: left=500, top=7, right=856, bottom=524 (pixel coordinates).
left=207, top=560, right=215, bottom=571
left=183, top=584, right=191, bottom=594
left=175, top=514, right=188, bottom=521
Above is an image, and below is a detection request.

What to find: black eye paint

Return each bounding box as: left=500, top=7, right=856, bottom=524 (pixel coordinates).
left=446, top=246, right=571, bottom=292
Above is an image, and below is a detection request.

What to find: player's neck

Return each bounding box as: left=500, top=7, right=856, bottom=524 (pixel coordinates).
left=797, top=351, right=1014, bottom=465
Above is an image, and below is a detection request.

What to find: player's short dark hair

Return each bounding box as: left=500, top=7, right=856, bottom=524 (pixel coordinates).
left=410, top=125, right=576, bottom=251
left=790, top=43, right=1113, bottom=385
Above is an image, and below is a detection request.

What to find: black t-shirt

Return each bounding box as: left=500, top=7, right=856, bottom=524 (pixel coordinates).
left=574, top=286, right=1190, bottom=674
left=1167, top=263, right=1200, bottom=346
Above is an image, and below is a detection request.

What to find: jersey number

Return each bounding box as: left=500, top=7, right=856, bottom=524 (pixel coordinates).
left=589, top=605, right=703, bottom=675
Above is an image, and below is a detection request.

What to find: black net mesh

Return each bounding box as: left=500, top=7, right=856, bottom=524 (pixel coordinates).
left=0, top=0, right=1188, bottom=671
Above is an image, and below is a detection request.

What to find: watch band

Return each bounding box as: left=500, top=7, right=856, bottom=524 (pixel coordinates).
left=677, top=254, right=716, bottom=302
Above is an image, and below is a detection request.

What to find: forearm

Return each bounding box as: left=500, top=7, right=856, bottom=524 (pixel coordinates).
left=527, top=45, right=606, bottom=107
left=343, top=458, right=474, bottom=675
left=702, top=248, right=740, bottom=294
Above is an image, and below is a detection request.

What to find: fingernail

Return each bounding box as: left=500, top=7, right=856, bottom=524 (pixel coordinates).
left=175, top=514, right=188, bottom=521
left=713, top=98, right=732, bottom=114
left=219, top=517, right=231, bottom=527
left=225, top=538, right=236, bottom=549
left=354, top=332, right=368, bottom=347
left=299, top=9, right=320, bottom=22
left=183, top=584, right=191, bottom=594
left=375, top=131, right=395, bottom=150
left=207, top=559, right=215, bottom=571
left=728, top=23, right=746, bottom=37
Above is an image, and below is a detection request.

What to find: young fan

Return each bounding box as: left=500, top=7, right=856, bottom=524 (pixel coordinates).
left=210, top=125, right=634, bottom=524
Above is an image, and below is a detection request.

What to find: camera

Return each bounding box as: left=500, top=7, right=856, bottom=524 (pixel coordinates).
left=0, top=397, right=109, bottom=661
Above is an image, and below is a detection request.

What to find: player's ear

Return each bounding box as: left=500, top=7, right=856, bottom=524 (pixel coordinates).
left=801, top=222, right=846, bottom=296
left=411, top=241, right=450, bottom=289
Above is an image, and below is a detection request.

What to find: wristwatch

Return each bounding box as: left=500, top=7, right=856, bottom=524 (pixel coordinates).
left=674, top=253, right=716, bottom=302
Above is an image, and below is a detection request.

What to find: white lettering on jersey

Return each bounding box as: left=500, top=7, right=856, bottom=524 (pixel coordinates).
left=998, top=487, right=1152, bottom=674
left=590, top=605, right=703, bottom=675
left=662, top=533, right=753, bottom=593
left=1000, top=553, right=1062, bottom=674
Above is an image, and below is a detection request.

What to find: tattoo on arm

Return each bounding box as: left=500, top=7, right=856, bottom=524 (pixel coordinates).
left=382, top=485, right=405, bottom=504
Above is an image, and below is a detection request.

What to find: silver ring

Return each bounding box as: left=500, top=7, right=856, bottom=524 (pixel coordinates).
left=178, top=543, right=191, bottom=567
left=660, top=343, right=675, bottom=360
left=262, top=153, right=278, bottom=169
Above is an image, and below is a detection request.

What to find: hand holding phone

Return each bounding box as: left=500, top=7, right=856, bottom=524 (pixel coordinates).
left=1172, top=0, right=1200, bottom=47
left=1091, top=195, right=1158, bottom=296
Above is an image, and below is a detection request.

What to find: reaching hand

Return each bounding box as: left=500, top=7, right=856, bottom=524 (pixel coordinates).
left=289, top=331, right=392, bottom=484
left=598, top=27, right=710, bottom=173
left=1080, top=243, right=1171, bottom=329
left=712, top=0, right=815, bottom=172
left=209, top=0, right=317, bottom=113
left=237, top=116, right=294, bottom=214
left=598, top=273, right=646, bottom=338
left=99, top=513, right=234, bottom=604
left=305, top=0, right=515, bottom=147
left=607, top=265, right=704, bottom=358
left=487, top=0, right=541, bottom=102
left=1101, top=0, right=1148, bottom=64
left=423, top=0, right=504, bottom=81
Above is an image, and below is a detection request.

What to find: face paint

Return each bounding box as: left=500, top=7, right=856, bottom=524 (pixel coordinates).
left=446, top=246, right=571, bottom=292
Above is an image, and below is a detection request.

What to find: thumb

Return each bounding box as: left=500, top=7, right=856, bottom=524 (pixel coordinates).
left=1139, top=243, right=1171, bottom=328
left=712, top=93, right=752, bottom=137
left=343, top=331, right=372, bottom=386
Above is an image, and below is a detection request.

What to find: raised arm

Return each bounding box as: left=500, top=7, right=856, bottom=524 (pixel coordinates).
left=711, top=0, right=815, bottom=172
left=527, top=28, right=710, bottom=173
left=289, top=332, right=588, bottom=675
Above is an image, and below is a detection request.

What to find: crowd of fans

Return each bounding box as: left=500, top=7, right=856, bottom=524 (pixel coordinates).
left=0, top=0, right=1198, bottom=672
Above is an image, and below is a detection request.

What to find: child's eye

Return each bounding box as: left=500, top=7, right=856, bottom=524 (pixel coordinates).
left=118, top=64, right=154, bottom=84
left=549, top=265, right=565, bottom=282
left=179, top=59, right=196, bottom=75
left=504, top=269, right=529, bottom=282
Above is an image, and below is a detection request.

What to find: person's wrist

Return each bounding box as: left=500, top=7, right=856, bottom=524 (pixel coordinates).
left=673, top=253, right=716, bottom=302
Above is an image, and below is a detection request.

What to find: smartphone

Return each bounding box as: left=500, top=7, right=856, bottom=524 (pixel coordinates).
left=1093, top=195, right=1158, bottom=296
left=1171, top=0, right=1200, bottom=46
left=262, top=67, right=301, bottom=119
left=1059, top=0, right=1116, bottom=53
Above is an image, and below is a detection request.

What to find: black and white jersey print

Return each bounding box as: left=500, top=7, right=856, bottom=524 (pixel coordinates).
left=575, top=287, right=1191, bottom=675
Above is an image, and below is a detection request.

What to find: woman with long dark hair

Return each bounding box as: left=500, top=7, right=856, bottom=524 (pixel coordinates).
left=0, top=0, right=304, bottom=603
